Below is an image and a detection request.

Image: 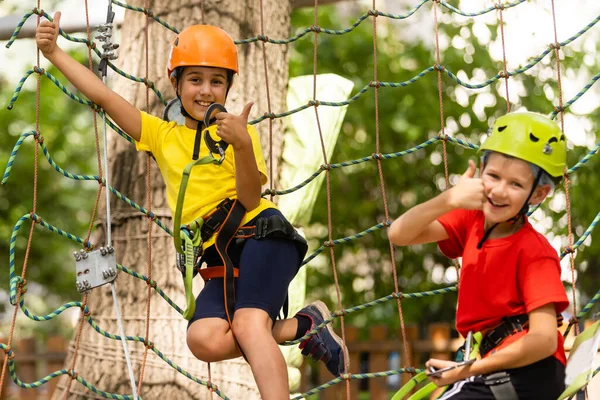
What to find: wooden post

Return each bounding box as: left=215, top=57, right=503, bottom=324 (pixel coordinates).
left=368, top=325, right=389, bottom=400
left=428, top=323, right=451, bottom=360
left=401, top=324, right=418, bottom=386
left=16, top=338, right=37, bottom=400
left=46, top=336, right=67, bottom=398
left=345, top=326, right=359, bottom=400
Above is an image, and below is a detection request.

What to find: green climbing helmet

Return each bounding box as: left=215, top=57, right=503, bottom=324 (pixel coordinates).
left=479, top=112, right=566, bottom=178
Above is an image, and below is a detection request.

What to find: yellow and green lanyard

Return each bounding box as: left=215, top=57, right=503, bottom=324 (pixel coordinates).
left=173, top=103, right=228, bottom=320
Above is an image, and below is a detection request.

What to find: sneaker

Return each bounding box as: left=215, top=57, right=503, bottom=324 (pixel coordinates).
left=296, top=300, right=347, bottom=376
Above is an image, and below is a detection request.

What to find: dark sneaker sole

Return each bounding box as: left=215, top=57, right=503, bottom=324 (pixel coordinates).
left=311, top=300, right=347, bottom=374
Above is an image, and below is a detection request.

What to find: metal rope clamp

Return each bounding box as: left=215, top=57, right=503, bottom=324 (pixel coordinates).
left=74, top=247, right=117, bottom=293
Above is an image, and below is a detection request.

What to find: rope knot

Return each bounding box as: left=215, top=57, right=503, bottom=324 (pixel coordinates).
left=84, top=241, right=94, bottom=251
left=81, top=306, right=91, bottom=318
left=144, top=339, right=155, bottom=350
left=144, top=78, right=155, bottom=89
left=405, top=366, right=417, bottom=374
left=384, top=219, right=393, bottom=227
left=320, top=163, right=331, bottom=171
left=437, top=132, right=448, bottom=141
left=333, top=308, right=347, bottom=317
left=30, top=213, right=41, bottom=224
left=340, top=372, right=352, bottom=380
left=262, top=188, right=274, bottom=196
left=308, top=100, right=320, bottom=107
left=90, top=103, right=101, bottom=112
left=569, top=316, right=579, bottom=326
left=263, top=112, right=276, bottom=119
left=98, top=176, right=106, bottom=186
left=88, top=41, right=97, bottom=50
left=494, top=3, right=505, bottom=10
left=323, top=240, right=335, bottom=248
left=550, top=42, right=561, bottom=50
left=434, top=64, right=445, bottom=72
left=16, top=278, right=27, bottom=294
left=148, top=279, right=158, bottom=289
left=257, top=34, right=269, bottom=42
left=207, top=382, right=219, bottom=392
left=498, top=70, right=508, bottom=79
left=33, top=66, right=45, bottom=75
left=143, top=8, right=154, bottom=17
left=310, top=25, right=321, bottom=33
left=393, top=291, right=404, bottom=299
left=554, top=105, right=565, bottom=113
left=368, top=9, right=380, bottom=17
left=563, top=246, right=575, bottom=255
left=372, top=153, right=382, bottom=160
left=69, top=370, right=78, bottom=380
left=369, top=80, right=381, bottom=88
left=563, top=170, right=570, bottom=180
left=32, top=7, right=43, bottom=16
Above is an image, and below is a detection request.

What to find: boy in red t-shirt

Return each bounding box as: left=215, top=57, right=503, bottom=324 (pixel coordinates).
left=389, top=112, right=569, bottom=399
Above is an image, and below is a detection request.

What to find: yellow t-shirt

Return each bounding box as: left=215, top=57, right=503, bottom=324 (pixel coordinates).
left=135, top=111, right=276, bottom=248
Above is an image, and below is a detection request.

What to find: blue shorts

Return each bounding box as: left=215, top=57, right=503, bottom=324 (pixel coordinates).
left=188, top=208, right=304, bottom=325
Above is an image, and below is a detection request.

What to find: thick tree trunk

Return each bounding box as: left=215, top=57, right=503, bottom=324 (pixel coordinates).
left=53, top=1, right=290, bottom=399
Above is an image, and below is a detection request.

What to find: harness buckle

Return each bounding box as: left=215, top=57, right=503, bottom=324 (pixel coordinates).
left=484, top=371, right=511, bottom=386
left=255, top=217, right=269, bottom=239
left=503, top=316, right=524, bottom=334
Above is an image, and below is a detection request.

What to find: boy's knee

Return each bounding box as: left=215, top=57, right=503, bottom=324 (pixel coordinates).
left=187, top=326, right=223, bottom=362
left=231, top=309, right=272, bottom=343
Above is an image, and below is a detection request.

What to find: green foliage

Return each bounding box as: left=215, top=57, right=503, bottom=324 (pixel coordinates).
left=290, top=4, right=599, bottom=331
left=0, top=49, right=97, bottom=319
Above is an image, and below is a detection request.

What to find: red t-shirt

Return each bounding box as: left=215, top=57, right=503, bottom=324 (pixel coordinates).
left=437, top=209, right=569, bottom=365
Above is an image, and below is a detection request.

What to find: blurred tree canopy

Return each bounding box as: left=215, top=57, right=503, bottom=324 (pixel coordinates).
left=290, top=2, right=600, bottom=333
left=1, top=1, right=599, bottom=342
left=0, top=49, right=97, bottom=331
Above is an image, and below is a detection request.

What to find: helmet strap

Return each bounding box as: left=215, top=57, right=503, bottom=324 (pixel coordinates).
left=476, top=168, right=543, bottom=249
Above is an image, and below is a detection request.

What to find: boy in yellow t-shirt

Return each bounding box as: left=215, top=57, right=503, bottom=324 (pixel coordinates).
left=37, top=13, right=346, bottom=399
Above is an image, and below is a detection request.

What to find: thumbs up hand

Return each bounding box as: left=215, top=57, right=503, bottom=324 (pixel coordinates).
left=214, top=102, right=254, bottom=150
left=36, top=12, right=62, bottom=56
left=449, top=160, right=487, bottom=210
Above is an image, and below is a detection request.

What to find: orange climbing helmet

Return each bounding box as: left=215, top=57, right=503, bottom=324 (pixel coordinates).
left=167, top=25, right=238, bottom=78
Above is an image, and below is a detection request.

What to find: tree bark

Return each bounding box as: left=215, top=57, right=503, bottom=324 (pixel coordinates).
left=53, top=1, right=290, bottom=399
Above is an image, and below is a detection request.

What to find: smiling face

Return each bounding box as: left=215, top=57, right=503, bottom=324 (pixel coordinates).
left=171, top=66, right=229, bottom=128
left=481, top=152, right=550, bottom=231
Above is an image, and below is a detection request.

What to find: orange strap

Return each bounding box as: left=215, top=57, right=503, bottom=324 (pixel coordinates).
left=199, top=266, right=240, bottom=282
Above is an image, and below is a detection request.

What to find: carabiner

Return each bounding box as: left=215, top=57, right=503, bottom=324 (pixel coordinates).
left=203, top=103, right=229, bottom=163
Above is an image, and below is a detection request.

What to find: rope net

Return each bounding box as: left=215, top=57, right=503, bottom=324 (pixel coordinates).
left=2, top=0, right=600, bottom=399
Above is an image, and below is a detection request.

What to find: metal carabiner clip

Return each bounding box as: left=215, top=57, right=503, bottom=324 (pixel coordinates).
left=203, top=103, right=229, bottom=164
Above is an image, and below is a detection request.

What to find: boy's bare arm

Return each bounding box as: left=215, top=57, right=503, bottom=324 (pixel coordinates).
left=36, top=12, right=141, bottom=141
left=389, top=160, right=486, bottom=246
left=426, top=303, right=559, bottom=386
left=388, top=191, right=453, bottom=245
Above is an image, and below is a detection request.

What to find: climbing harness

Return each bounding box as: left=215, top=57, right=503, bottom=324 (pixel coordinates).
left=172, top=103, right=307, bottom=321
left=479, top=314, right=529, bottom=357
left=391, top=314, right=537, bottom=400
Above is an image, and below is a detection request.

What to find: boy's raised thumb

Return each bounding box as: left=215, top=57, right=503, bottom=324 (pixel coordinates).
left=54, top=11, right=62, bottom=27
left=240, top=102, right=254, bottom=122
left=462, top=159, right=477, bottom=179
